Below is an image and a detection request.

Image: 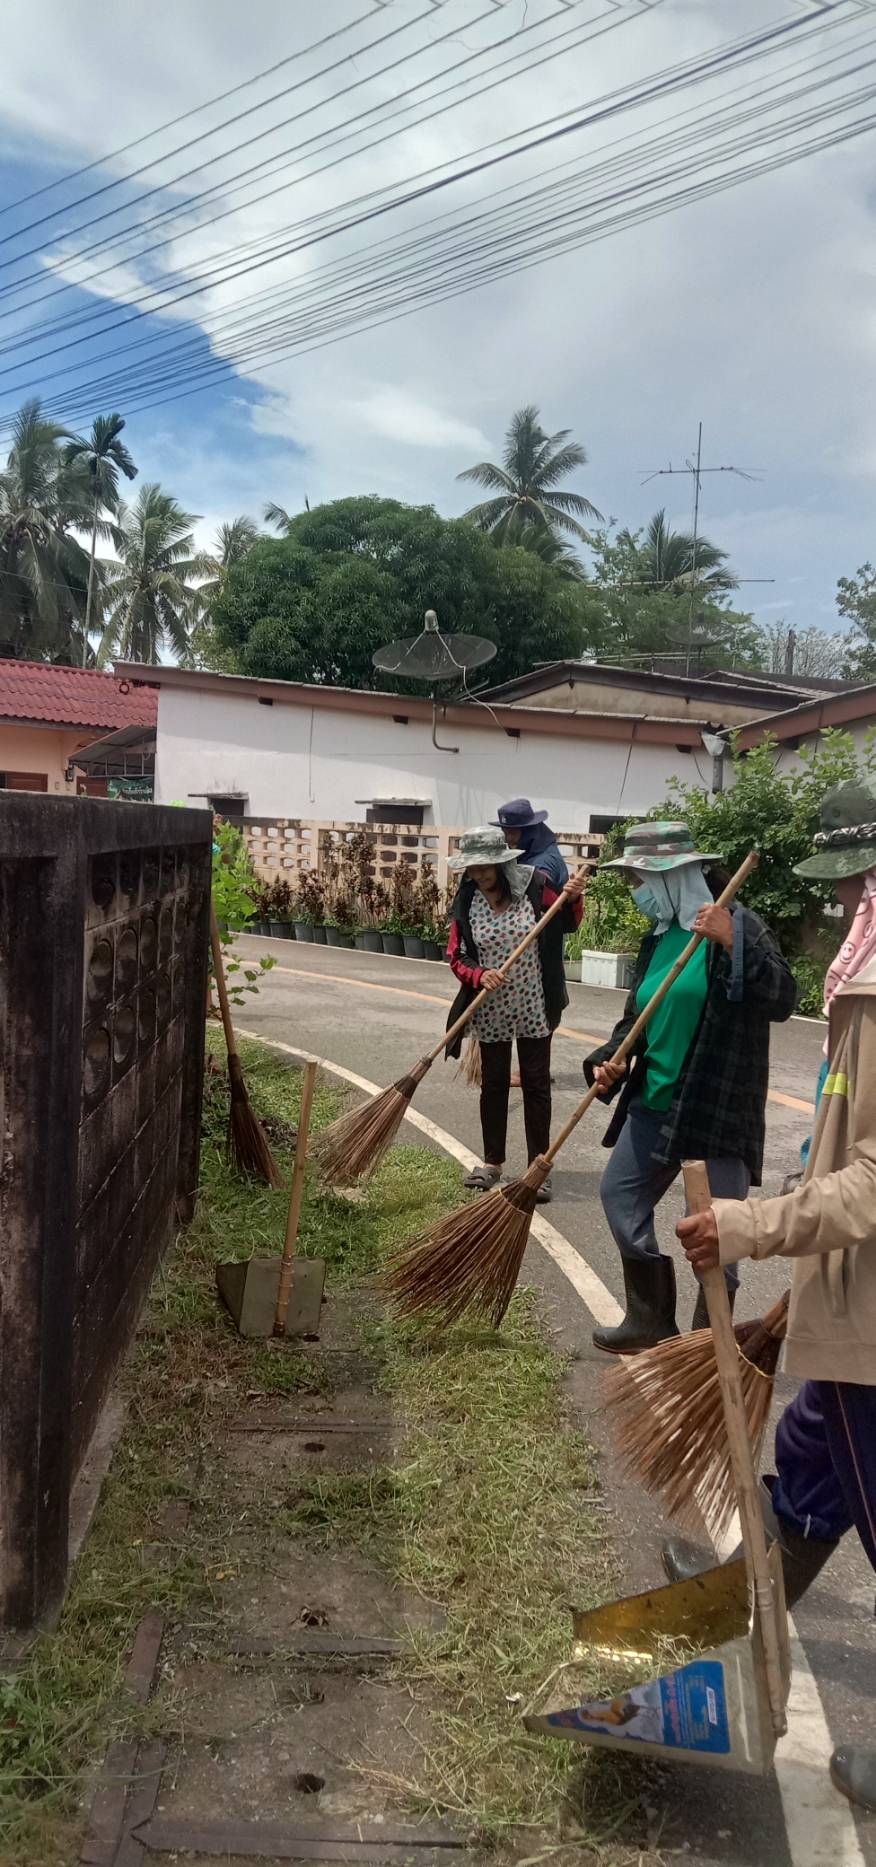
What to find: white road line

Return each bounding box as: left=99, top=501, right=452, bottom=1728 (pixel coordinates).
left=236, top=1027, right=866, bottom=1867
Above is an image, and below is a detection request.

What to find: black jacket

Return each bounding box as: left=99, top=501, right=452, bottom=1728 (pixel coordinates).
left=583, top=904, right=796, bottom=1183
left=445, top=871, right=580, bottom=1058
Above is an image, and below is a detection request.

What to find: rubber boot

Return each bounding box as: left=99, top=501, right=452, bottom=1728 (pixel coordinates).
left=830, top=1749, right=876, bottom=1813
left=592, top=1255, right=680, bottom=1356
left=691, top=1280, right=737, bottom=1331
left=661, top=1478, right=839, bottom=1607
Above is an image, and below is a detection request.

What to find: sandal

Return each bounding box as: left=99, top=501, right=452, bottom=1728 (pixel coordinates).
left=464, top=1164, right=502, bottom=1191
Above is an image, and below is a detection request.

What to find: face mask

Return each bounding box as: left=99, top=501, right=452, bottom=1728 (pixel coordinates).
left=632, top=881, right=662, bottom=921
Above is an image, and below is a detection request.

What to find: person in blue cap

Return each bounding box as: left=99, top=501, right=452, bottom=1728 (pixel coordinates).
left=492, top=800, right=569, bottom=893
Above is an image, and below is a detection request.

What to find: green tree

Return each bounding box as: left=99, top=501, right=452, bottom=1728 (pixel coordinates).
left=99, top=483, right=201, bottom=664
left=837, top=562, right=876, bottom=679
left=458, top=404, right=601, bottom=544
left=0, top=398, right=93, bottom=660
left=63, top=412, right=137, bottom=661
left=185, top=515, right=260, bottom=670
left=210, top=495, right=587, bottom=689
left=582, top=524, right=756, bottom=668
left=636, top=508, right=736, bottom=595
left=751, top=618, right=848, bottom=681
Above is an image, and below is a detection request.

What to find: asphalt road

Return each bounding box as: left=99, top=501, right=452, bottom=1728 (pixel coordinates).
left=233, top=933, right=875, bottom=1867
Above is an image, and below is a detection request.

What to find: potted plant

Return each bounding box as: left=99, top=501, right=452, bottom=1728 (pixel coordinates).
left=263, top=877, right=292, bottom=938
left=325, top=888, right=356, bottom=950
left=355, top=880, right=389, bottom=953
left=298, top=868, right=327, bottom=942
left=414, top=868, right=443, bottom=960
left=570, top=862, right=647, bottom=989
left=383, top=862, right=417, bottom=956
left=248, top=879, right=275, bottom=936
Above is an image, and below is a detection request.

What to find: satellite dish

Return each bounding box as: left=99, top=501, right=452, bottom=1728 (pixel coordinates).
left=373, top=610, right=497, bottom=752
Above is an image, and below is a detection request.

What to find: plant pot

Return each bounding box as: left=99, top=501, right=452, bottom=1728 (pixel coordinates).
left=579, top=949, right=636, bottom=991
left=325, top=925, right=354, bottom=949
left=254, top=920, right=269, bottom=937
left=423, top=940, right=444, bottom=962
left=268, top=919, right=286, bottom=939
left=382, top=933, right=404, bottom=956
left=294, top=922, right=314, bottom=942
left=361, top=930, right=384, bottom=954
left=311, top=924, right=328, bottom=944
left=402, top=933, right=426, bottom=960
left=564, top=960, right=582, bottom=984
left=354, top=932, right=368, bottom=950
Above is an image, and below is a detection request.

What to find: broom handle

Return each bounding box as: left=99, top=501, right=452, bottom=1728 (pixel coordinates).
left=683, top=1163, right=788, bottom=1738
left=274, top=1060, right=318, bottom=1337
left=541, top=852, right=759, bottom=1167
left=427, top=864, right=593, bottom=1066
left=209, top=899, right=240, bottom=1062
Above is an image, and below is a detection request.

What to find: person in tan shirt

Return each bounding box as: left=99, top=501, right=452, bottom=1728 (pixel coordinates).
left=668, top=781, right=876, bottom=1815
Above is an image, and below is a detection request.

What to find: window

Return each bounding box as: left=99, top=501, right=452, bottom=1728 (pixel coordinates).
left=364, top=803, right=425, bottom=827
left=0, top=771, right=49, bottom=792
left=208, top=794, right=246, bottom=822
left=589, top=812, right=625, bottom=835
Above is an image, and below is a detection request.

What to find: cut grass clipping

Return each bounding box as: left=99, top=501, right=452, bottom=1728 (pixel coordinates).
left=0, top=1036, right=616, bottom=1865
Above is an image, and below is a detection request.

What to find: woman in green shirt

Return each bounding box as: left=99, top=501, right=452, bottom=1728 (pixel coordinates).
left=583, top=821, right=796, bottom=1355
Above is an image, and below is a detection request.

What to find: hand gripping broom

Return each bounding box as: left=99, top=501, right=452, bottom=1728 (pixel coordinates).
left=385, top=853, right=758, bottom=1330
left=210, top=901, right=283, bottom=1188
left=313, top=865, right=591, bottom=1187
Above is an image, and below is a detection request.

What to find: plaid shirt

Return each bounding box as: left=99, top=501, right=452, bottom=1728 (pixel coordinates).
left=584, top=905, right=797, bottom=1184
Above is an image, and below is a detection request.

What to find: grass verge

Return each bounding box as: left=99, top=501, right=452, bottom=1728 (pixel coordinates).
left=1, top=1035, right=620, bottom=1865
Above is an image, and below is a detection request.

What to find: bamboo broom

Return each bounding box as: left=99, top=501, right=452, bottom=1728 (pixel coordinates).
left=210, top=901, right=284, bottom=1188
left=605, top=1288, right=789, bottom=1544
left=385, top=852, right=758, bottom=1330
left=313, top=863, right=592, bottom=1187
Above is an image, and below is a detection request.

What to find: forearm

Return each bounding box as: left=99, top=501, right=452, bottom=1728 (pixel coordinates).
left=715, top=1150, right=876, bottom=1263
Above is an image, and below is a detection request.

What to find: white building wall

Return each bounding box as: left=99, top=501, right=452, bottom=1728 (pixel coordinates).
left=770, top=720, right=876, bottom=775
left=154, top=686, right=706, bottom=828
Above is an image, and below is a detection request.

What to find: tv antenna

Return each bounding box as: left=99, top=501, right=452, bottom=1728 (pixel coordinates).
left=373, top=609, right=497, bottom=753
left=641, top=422, right=772, bottom=673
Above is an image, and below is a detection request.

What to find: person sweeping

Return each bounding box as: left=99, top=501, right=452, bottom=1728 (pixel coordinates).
left=445, top=825, right=584, bottom=1204
left=667, top=781, right=876, bottom=1816
left=583, top=820, right=795, bottom=1353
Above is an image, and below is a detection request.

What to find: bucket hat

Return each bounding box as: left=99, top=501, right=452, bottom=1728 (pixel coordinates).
left=602, top=820, right=720, bottom=873
left=491, top=797, right=549, bottom=831
left=449, top=826, right=524, bottom=872
left=793, top=782, right=876, bottom=880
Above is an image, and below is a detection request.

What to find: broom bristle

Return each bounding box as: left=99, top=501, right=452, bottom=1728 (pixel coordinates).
left=227, top=1054, right=283, bottom=1188
left=455, top=1034, right=482, bottom=1087
left=604, top=1318, right=785, bottom=1543
left=384, top=1159, right=547, bottom=1329
left=313, top=1059, right=430, bottom=1187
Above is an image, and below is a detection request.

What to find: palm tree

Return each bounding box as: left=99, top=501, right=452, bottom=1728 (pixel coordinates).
left=201, top=515, right=260, bottom=594
left=458, top=404, right=601, bottom=544
left=0, top=398, right=93, bottom=659
left=64, top=413, right=137, bottom=661
left=510, top=527, right=587, bottom=582
left=636, top=509, right=736, bottom=594
left=264, top=500, right=293, bottom=534
left=99, top=483, right=201, bottom=664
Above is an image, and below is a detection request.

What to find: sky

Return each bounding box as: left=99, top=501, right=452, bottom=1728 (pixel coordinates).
left=0, top=0, right=874, bottom=644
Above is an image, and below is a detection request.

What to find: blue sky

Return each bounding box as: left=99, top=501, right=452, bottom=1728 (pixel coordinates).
left=1, top=0, right=874, bottom=649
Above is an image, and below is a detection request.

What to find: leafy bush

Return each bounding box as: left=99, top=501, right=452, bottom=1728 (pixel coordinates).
left=792, top=953, right=828, bottom=1018
left=211, top=818, right=274, bottom=1002
left=663, top=728, right=876, bottom=956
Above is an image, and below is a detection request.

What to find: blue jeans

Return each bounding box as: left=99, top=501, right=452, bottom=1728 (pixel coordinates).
left=600, top=1098, right=748, bottom=1292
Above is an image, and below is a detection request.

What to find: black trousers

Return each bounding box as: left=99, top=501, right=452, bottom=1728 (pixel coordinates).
left=480, top=1036, right=552, bottom=1167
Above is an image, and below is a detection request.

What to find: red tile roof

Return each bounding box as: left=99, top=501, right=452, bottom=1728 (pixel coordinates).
left=0, top=660, right=157, bottom=731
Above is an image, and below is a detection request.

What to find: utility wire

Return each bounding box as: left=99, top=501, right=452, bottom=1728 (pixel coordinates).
left=0, top=9, right=376, bottom=220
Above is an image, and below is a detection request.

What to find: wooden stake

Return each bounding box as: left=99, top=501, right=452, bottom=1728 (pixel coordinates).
left=274, top=1061, right=318, bottom=1337
left=682, top=1161, right=788, bottom=1738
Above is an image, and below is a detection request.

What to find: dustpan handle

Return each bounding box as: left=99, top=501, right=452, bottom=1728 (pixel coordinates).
left=683, top=1162, right=787, bottom=1738
left=429, top=861, right=593, bottom=1065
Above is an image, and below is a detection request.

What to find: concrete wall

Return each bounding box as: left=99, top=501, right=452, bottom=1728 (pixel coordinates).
left=769, top=720, right=876, bottom=774
left=154, top=686, right=707, bottom=829
left=0, top=721, right=93, bottom=791
left=516, top=676, right=767, bottom=726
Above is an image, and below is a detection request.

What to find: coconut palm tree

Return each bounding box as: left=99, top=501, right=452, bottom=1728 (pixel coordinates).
left=458, top=404, right=601, bottom=544
left=64, top=413, right=137, bottom=660
left=0, top=398, right=93, bottom=659
left=99, top=483, right=201, bottom=664
left=511, top=526, right=587, bottom=582
left=200, top=515, right=260, bottom=596
left=637, top=509, right=736, bottom=594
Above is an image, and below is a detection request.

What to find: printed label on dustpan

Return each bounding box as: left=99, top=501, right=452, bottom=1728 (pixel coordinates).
left=542, top=1660, right=731, bottom=1754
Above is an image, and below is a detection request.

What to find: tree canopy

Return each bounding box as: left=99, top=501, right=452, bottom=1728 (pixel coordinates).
left=210, top=495, right=589, bottom=690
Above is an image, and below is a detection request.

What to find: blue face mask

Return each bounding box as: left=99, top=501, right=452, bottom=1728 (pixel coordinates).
left=632, top=881, right=662, bottom=921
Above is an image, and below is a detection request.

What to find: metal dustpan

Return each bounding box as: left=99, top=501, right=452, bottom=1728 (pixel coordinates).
left=525, top=1163, right=791, bottom=1775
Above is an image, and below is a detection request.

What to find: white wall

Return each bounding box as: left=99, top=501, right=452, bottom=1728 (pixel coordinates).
left=771, top=721, right=875, bottom=775
left=154, top=686, right=707, bottom=828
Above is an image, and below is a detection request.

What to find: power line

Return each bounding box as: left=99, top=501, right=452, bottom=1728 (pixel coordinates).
left=0, top=9, right=376, bottom=220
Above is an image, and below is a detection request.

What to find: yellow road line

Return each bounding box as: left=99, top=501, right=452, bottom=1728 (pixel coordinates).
left=273, top=963, right=815, bottom=1116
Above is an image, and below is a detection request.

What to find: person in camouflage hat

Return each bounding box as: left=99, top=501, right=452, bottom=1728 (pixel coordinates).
left=671, top=780, right=876, bottom=1815
left=584, top=818, right=796, bottom=1352
left=445, top=826, right=585, bottom=1199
